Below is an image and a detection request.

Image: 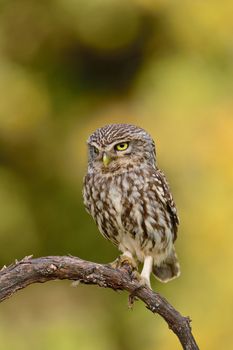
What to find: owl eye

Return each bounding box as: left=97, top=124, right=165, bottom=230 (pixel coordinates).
left=93, top=146, right=99, bottom=155
left=115, top=142, right=129, bottom=151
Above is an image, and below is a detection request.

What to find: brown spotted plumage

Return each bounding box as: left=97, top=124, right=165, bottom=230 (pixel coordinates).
left=83, top=124, right=180, bottom=287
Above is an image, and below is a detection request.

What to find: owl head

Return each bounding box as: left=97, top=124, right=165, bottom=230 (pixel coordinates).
left=87, top=124, right=156, bottom=174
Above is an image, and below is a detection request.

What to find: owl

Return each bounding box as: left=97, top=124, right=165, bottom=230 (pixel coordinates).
left=83, top=124, right=180, bottom=288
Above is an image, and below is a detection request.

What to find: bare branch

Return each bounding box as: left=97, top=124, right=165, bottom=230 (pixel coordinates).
left=0, top=255, right=199, bottom=350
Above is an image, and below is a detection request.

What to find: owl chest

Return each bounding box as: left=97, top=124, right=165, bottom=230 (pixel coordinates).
left=87, top=175, right=135, bottom=233
left=98, top=184, right=125, bottom=232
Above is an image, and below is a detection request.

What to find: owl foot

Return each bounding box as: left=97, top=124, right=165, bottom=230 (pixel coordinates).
left=128, top=293, right=138, bottom=309
left=138, top=275, right=151, bottom=289
left=127, top=272, right=151, bottom=309
left=129, top=270, right=151, bottom=289
left=128, top=272, right=152, bottom=308
left=110, top=254, right=138, bottom=273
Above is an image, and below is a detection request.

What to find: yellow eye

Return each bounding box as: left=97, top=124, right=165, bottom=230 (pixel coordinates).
left=115, top=142, right=129, bottom=151
left=93, top=146, right=99, bottom=155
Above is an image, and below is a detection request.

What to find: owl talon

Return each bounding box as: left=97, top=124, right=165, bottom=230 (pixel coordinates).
left=108, top=259, right=119, bottom=269
left=139, top=276, right=152, bottom=289
left=130, top=270, right=152, bottom=289
left=109, top=254, right=137, bottom=272
left=131, top=269, right=141, bottom=281
left=128, top=293, right=138, bottom=309
left=128, top=272, right=151, bottom=309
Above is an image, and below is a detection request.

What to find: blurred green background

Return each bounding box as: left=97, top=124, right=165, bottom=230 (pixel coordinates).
left=0, top=0, right=233, bottom=349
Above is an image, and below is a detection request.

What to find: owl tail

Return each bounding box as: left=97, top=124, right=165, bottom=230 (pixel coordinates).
left=153, top=248, right=180, bottom=283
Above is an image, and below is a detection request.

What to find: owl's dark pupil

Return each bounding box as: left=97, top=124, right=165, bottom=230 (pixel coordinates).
left=94, top=147, right=99, bottom=154
left=115, top=142, right=128, bottom=151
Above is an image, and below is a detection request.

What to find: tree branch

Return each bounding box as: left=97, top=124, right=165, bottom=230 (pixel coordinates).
left=0, top=255, right=199, bottom=350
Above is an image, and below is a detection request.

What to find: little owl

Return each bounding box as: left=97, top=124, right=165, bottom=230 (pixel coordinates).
left=83, top=124, right=180, bottom=288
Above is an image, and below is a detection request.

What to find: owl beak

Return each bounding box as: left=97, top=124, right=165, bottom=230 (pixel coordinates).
left=103, top=152, right=111, bottom=167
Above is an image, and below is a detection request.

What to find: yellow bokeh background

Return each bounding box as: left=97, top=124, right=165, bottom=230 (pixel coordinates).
left=0, top=1, right=233, bottom=349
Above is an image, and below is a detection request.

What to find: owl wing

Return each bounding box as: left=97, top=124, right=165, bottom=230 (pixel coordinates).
left=152, top=169, right=179, bottom=241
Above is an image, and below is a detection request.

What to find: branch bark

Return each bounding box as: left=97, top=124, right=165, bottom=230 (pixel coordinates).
left=0, top=255, right=199, bottom=350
